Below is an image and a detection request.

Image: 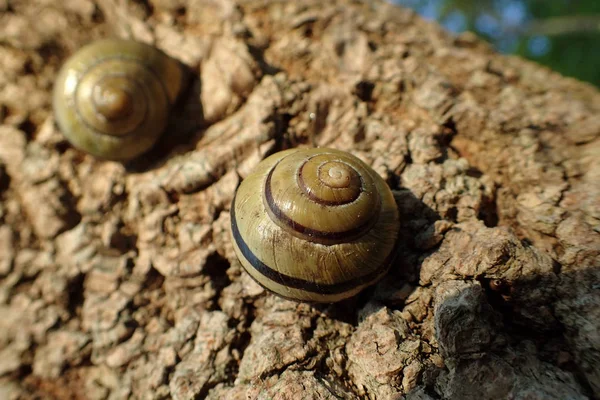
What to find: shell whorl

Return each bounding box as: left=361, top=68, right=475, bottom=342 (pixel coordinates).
left=53, top=39, right=183, bottom=160
left=230, top=148, right=400, bottom=303
left=264, top=150, right=381, bottom=244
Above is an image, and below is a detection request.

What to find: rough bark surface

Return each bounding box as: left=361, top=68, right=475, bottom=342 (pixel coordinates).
left=0, top=0, right=599, bottom=399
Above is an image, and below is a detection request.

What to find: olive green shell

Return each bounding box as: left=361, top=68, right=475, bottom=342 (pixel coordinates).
left=53, top=39, right=184, bottom=161
left=230, top=148, right=400, bottom=303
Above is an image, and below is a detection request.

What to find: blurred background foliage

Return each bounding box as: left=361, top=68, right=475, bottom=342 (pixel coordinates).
left=392, top=0, right=600, bottom=87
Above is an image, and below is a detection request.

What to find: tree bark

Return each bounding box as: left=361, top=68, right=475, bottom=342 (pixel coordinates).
left=0, top=0, right=598, bottom=399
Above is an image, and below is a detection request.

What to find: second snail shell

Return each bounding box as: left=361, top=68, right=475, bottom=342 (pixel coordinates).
left=53, top=39, right=184, bottom=161
left=230, top=148, right=400, bottom=303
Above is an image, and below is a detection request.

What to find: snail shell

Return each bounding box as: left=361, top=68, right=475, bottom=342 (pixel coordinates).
left=53, top=39, right=184, bottom=161
left=230, top=148, right=400, bottom=303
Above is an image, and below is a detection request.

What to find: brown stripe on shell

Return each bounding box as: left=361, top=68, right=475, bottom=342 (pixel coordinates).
left=264, top=162, right=377, bottom=244
left=231, top=193, right=396, bottom=296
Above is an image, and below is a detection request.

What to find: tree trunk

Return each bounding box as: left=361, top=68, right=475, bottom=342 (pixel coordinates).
left=0, top=0, right=598, bottom=399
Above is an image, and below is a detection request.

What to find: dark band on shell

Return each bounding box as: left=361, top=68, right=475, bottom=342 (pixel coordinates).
left=229, top=148, right=400, bottom=303
left=264, top=159, right=380, bottom=244
left=231, top=192, right=393, bottom=295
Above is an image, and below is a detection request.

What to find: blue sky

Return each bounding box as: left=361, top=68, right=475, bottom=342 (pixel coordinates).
left=392, top=0, right=551, bottom=56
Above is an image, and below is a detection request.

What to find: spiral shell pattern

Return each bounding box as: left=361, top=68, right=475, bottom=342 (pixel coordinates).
left=231, top=148, right=400, bottom=303
left=53, top=39, right=184, bottom=161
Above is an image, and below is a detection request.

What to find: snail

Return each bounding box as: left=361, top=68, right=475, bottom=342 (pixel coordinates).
left=53, top=39, right=184, bottom=161
left=230, top=148, right=400, bottom=303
